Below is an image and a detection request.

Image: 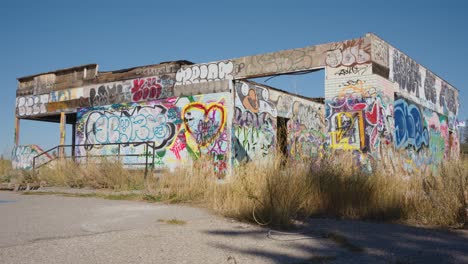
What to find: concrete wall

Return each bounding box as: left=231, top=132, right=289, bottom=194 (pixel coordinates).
left=233, top=81, right=325, bottom=163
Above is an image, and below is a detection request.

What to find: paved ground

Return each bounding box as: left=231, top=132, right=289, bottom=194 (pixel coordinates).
left=1, top=191, right=467, bottom=264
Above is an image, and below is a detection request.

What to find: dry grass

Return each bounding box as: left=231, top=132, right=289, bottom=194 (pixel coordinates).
left=37, top=159, right=146, bottom=191
left=10, top=153, right=468, bottom=229
left=157, top=218, right=187, bottom=225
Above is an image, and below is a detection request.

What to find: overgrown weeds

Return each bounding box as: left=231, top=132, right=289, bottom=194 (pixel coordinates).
left=8, top=154, right=468, bottom=229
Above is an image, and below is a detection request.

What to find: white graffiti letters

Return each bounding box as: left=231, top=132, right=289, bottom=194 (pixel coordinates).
left=175, top=61, right=234, bottom=85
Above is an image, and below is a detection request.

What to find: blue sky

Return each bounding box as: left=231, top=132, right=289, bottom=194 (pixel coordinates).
left=0, top=0, right=466, bottom=157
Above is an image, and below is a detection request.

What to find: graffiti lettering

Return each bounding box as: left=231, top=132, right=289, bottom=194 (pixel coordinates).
left=423, top=70, right=437, bottom=104
left=439, top=82, right=457, bottom=114
left=11, top=145, right=52, bottom=170
left=90, top=83, right=127, bottom=106
left=333, top=65, right=370, bottom=77
left=175, top=61, right=234, bottom=85
left=16, top=94, right=49, bottom=116
left=393, top=98, right=429, bottom=150
left=391, top=50, right=421, bottom=97
left=326, top=39, right=371, bottom=68
left=84, top=105, right=177, bottom=150
left=131, top=76, right=174, bottom=102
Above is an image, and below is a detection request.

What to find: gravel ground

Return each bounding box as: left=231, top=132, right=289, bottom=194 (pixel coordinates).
left=1, top=190, right=467, bottom=264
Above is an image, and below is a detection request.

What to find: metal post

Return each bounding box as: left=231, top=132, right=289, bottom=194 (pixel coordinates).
left=144, top=143, right=149, bottom=179
left=32, top=156, right=36, bottom=178
left=117, top=143, right=121, bottom=163
left=71, top=123, right=76, bottom=162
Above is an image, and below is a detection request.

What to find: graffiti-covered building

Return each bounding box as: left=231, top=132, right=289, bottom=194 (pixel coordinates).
left=12, top=33, right=460, bottom=176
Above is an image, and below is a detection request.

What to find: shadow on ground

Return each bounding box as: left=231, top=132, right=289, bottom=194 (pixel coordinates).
left=204, top=218, right=468, bottom=264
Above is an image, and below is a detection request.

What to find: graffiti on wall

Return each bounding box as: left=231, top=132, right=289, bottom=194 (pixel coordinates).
left=325, top=39, right=371, bottom=68
left=182, top=102, right=226, bottom=148
left=233, top=82, right=277, bottom=162
left=11, top=145, right=53, bottom=170
left=391, top=96, right=453, bottom=173
left=16, top=75, right=176, bottom=117
left=76, top=93, right=231, bottom=176
left=83, top=105, right=177, bottom=150
left=391, top=50, right=421, bottom=97
left=439, top=82, right=457, bottom=115
left=16, top=94, right=49, bottom=116
left=371, top=38, right=389, bottom=67
left=423, top=69, right=437, bottom=105
left=393, top=98, right=429, bottom=150
left=326, top=79, right=393, bottom=153
left=389, top=48, right=459, bottom=117
left=233, top=81, right=325, bottom=162
left=175, top=61, right=234, bottom=85
left=90, top=83, right=128, bottom=106
left=131, top=76, right=174, bottom=102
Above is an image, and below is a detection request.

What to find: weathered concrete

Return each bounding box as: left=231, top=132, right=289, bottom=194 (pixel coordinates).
left=1, top=191, right=467, bottom=264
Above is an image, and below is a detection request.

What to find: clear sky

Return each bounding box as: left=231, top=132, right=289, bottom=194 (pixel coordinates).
left=0, top=0, right=466, bottom=157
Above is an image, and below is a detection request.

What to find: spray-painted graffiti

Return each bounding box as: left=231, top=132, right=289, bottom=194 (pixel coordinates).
left=326, top=79, right=393, bottom=152
left=83, top=105, right=177, bottom=150
left=372, top=38, right=389, bottom=67
left=182, top=102, right=227, bottom=148
left=49, top=90, right=72, bottom=102
left=90, top=83, right=128, bottom=106
left=76, top=93, right=232, bottom=176
left=235, top=82, right=278, bottom=117
left=16, top=94, right=49, bottom=116
left=325, top=39, right=371, bottom=68
left=175, top=61, right=234, bottom=85
left=11, top=145, right=53, bottom=170
left=393, top=98, right=429, bottom=150
left=233, top=81, right=325, bottom=162
left=234, top=107, right=275, bottom=129
left=391, top=50, right=421, bottom=97
left=131, top=76, right=174, bottom=102
left=423, top=69, right=437, bottom=104
left=439, top=82, right=457, bottom=115
left=330, top=64, right=371, bottom=77
left=329, top=111, right=365, bottom=150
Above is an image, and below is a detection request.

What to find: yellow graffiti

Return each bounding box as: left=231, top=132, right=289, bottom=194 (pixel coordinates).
left=181, top=101, right=227, bottom=153
left=330, top=111, right=365, bottom=150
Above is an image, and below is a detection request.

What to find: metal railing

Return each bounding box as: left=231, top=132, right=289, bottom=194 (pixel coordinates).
left=33, top=141, right=156, bottom=178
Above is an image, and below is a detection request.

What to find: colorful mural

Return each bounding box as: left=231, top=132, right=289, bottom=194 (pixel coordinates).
left=326, top=79, right=393, bottom=153
left=233, top=81, right=325, bottom=163
left=76, top=92, right=232, bottom=177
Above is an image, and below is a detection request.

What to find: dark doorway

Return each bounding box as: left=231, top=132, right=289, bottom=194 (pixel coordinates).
left=277, top=117, right=289, bottom=159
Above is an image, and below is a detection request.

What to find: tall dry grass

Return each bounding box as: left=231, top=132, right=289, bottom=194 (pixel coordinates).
left=14, top=153, right=468, bottom=228
left=37, top=159, right=146, bottom=191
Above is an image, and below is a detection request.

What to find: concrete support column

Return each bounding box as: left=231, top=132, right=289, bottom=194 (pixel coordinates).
left=14, top=117, right=20, bottom=146
left=59, top=112, right=66, bottom=158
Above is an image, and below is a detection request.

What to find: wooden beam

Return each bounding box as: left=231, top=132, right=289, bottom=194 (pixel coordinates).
left=14, top=118, right=20, bottom=146
left=59, top=112, right=66, bottom=157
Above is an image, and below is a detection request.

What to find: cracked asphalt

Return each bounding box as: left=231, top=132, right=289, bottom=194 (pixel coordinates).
left=1, top=191, right=467, bottom=264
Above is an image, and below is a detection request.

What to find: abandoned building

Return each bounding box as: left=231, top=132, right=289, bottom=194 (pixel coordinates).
left=12, top=33, right=460, bottom=177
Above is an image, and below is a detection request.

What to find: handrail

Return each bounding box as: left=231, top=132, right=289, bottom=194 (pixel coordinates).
left=33, top=141, right=156, bottom=178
